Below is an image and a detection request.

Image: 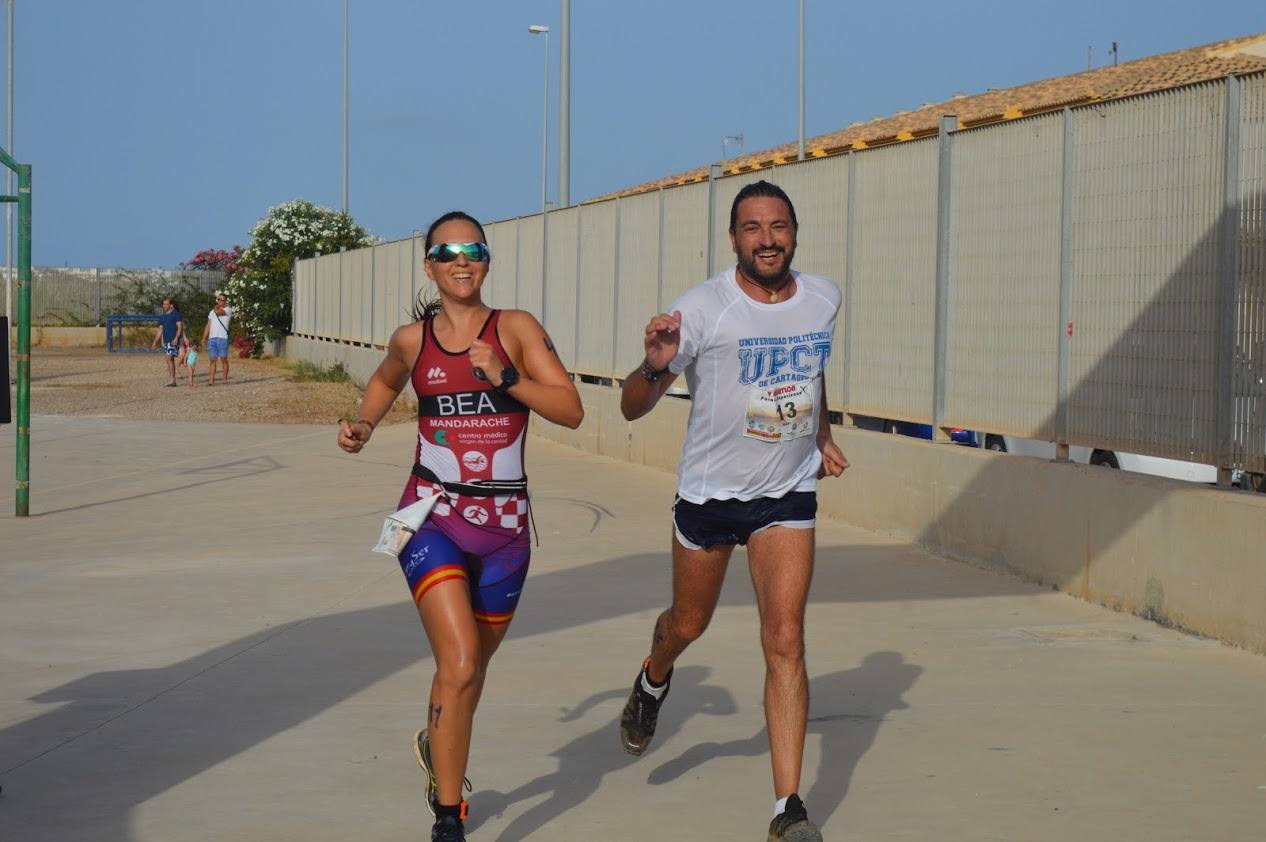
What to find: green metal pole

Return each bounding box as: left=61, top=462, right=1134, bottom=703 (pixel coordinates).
left=15, top=163, right=29, bottom=516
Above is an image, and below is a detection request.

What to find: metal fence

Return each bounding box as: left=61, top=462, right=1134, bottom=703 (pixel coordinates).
left=11, top=267, right=225, bottom=326
left=293, top=71, right=1266, bottom=475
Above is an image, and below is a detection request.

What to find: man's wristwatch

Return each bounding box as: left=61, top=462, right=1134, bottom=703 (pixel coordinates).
left=496, top=364, right=520, bottom=393
left=640, top=358, right=668, bottom=382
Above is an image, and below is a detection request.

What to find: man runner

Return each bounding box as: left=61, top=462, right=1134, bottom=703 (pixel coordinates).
left=617, top=180, right=848, bottom=842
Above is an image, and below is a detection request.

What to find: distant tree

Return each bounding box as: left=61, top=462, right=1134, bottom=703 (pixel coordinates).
left=230, top=200, right=374, bottom=342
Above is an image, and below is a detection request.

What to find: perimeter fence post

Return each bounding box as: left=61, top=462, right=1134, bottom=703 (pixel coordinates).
left=1215, top=74, right=1242, bottom=488
left=932, top=115, right=956, bottom=442
left=656, top=186, right=665, bottom=313
left=842, top=151, right=856, bottom=423
left=1056, top=107, right=1076, bottom=463
left=706, top=162, right=722, bottom=277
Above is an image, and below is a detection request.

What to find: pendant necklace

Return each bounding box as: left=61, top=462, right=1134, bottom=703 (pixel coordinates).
left=741, top=273, right=794, bottom=302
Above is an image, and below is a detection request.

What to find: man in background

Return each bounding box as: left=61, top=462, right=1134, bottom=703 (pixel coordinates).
left=149, top=297, right=184, bottom=388
left=202, top=293, right=233, bottom=386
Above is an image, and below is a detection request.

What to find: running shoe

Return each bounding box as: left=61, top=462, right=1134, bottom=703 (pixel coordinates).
left=430, top=812, right=467, bottom=842
left=413, top=729, right=472, bottom=816
left=767, top=794, right=822, bottom=842
left=619, top=659, right=671, bottom=756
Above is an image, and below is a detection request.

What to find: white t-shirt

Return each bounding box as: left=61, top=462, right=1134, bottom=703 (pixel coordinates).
left=667, top=268, right=841, bottom=504
left=207, top=306, right=233, bottom=340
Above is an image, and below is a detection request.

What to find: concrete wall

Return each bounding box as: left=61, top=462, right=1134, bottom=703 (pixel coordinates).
left=286, top=335, right=386, bottom=387
left=9, top=326, right=107, bottom=348
left=290, top=339, right=1266, bottom=654
left=286, top=335, right=416, bottom=408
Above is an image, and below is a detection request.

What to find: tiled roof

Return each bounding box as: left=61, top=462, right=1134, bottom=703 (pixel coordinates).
left=600, top=32, right=1266, bottom=199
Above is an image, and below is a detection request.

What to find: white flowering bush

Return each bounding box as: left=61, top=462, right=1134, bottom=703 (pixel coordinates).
left=230, top=199, right=373, bottom=343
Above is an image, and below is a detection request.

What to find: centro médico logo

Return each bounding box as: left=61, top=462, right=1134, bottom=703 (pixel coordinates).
left=462, top=451, right=489, bottom=472
left=426, top=366, right=447, bottom=385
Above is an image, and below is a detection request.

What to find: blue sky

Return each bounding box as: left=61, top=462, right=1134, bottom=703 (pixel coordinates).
left=10, top=0, right=1263, bottom=267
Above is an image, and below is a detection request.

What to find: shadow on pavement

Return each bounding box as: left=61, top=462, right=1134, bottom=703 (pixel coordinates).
left=466, top=666, right=736, bottom=841
left=30, top=456, right=286, bottom=517
left=647, top=652, right=921, bottom=830
left=0, top=543, right=954, bottom=841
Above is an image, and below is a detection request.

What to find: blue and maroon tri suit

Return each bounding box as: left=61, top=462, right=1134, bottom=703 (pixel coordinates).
left=396, top=310, right=531, bottom=626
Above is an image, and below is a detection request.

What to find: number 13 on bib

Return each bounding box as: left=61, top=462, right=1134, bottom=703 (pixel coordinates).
left=743, top=381, right=815, bottom=443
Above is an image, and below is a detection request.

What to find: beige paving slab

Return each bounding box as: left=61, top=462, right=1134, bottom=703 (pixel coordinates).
left=1, top=416, right=1264, bottom=841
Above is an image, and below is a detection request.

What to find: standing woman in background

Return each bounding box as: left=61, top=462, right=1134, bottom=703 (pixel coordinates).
left=337, top=211, right=583, bottom=842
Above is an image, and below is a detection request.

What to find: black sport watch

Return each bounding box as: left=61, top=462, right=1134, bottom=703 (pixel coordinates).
left=496, top=364, right=520, bottom=393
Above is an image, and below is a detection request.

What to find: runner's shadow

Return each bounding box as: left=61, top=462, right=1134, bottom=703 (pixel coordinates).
left=466, top=666, right=736, bottom=841
left=0, top=547, right=963, bottom=842
left=646, top=652, right=920, bottom=827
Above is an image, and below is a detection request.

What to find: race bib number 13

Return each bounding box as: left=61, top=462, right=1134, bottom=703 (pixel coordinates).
left=743, top=382, right=815, bottom=443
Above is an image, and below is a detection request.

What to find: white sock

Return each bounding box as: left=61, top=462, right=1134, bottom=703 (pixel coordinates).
left=640, top=669, right=667, bottom=700
left=773, top=796, right=790, bottom=818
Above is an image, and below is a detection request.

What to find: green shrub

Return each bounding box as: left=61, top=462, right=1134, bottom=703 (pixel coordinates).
left=231, top=200, right=374, bottom=342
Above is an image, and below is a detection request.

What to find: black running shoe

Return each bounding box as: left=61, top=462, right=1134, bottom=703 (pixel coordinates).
left=767, top=794, right=822, bottom=842
left=431, top=813, right=466, bottom=842
left=619, top=659, right=671, bottom=756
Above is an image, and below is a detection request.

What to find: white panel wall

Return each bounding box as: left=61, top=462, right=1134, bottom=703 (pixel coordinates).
left=945, top=113, right=1063, bottom=439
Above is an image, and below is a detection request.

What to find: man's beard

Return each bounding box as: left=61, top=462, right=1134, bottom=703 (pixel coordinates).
left=736, top=245, right=794, bottom=287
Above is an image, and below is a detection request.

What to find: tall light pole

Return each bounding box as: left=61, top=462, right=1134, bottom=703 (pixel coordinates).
left=529, top=26, right=550, bottom=217
left=798, top=0, right=805, bottom=161
left=342, top=0, right=349, bottom=214
left=558, top=0, right=570, bottom=207
left=5, top=0, right=12, bottom=325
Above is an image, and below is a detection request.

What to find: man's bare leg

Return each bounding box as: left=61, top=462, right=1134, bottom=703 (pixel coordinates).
left=645, top=533, right=733, bottom=682
left=621, top=533, right=732, bottom=756
left=746, top=524, right=814, bottom=799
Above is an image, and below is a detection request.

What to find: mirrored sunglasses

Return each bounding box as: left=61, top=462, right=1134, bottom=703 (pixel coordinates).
left=427, top=242, right=490, bottom=263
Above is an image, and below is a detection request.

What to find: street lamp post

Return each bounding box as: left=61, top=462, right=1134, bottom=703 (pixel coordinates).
left=529, top=25, right=549, bottom=217
left=558, top=0, right=570, bottom=207
left=5, top=0, right=12, bottom=325
left=798, top=0, right=805, bottom=161
left=342, top=0, right=349, bottom=213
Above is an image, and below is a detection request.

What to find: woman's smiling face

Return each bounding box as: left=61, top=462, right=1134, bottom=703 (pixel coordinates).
left=423, top=218, right=489, bottom=302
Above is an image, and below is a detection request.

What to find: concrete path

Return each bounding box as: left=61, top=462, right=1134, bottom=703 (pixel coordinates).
left=1, top=416, right=1264, bottom=841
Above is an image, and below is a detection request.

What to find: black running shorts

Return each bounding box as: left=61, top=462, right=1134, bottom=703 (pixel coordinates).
left=672, top=491, right=817, bottom=550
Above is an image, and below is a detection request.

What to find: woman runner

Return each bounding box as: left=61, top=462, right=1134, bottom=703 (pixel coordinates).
left=337, top=211, right=583, bottom=842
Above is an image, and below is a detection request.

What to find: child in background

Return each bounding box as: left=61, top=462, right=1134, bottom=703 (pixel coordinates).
left=185, top=341, right=200, bottom=389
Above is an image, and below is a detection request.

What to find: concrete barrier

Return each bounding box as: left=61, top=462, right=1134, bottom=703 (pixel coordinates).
left=286, top=335, right=416, bottom=408
left=288, top=339, right=1266, bottom=653
left=535, top=383, right=1266, bottom=654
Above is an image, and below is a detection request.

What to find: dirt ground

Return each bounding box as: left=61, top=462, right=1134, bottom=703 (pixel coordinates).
left=9, top=347, right=415, bottom=426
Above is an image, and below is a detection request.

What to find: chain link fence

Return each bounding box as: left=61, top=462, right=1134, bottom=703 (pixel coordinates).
left=3, top=267, right=226, bottom=326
